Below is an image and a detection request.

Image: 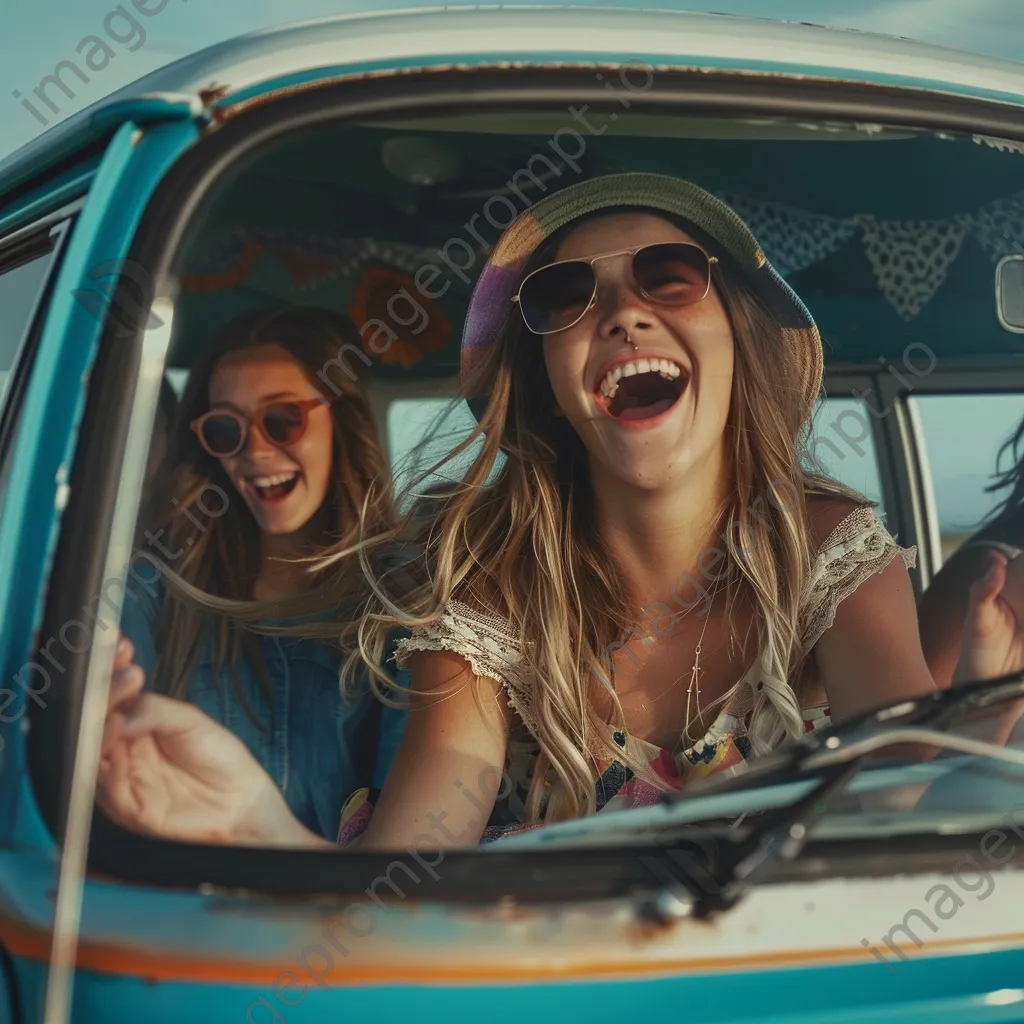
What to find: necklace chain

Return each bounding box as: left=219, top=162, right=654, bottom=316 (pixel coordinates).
left=682, top=572, right=720, bottom=745
left=615, top=519, right=732, bottom=747
left=681, top=560, right=728, bottom=746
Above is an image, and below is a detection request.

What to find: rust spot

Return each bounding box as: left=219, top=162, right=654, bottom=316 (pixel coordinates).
left=459, top=897, right=534, bottom=924
left=627, top=910, right=718, bottom=943
left=203, top=61, right=692, bottom=125
left=198, top=83, right=232, bottom=125
left=628, top=916, right=676, bottom=940
left=628, top=889, right=714, bottom=942
left=199, top=83, right=230, bottom=106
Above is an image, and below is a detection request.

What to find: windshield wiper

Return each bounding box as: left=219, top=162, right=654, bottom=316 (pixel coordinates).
left=714, top=724, right=1024, bottom=905
left=660, top=670, right=1024, bottom=807
left=641, top=673, right=1024, bottom=920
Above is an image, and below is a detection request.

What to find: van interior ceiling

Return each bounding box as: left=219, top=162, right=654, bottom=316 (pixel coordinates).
left=162, top=112, right=1024, bottom=483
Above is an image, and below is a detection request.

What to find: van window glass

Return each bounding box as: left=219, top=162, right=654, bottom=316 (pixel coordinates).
left=0, top=250, right=54, bottom=404
left=804, top=395, right=886, bottom=514
left=910, top=393, right=1024, bottom=562
left=386, top=397, right=494, bottom=508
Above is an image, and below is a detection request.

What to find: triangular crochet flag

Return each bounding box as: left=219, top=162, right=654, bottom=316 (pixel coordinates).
left=715, top=193, right=858, bottom=277
left=856, top=213, right=970, bottom=320
left=970, top=190, right=1024, bottom=263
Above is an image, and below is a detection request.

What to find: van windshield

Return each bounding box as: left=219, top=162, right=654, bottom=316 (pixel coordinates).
left=98, top=102, right=1024, bottom=865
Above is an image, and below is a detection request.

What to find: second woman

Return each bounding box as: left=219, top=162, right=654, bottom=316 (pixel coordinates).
left=118, top=306, right=408, bottom=841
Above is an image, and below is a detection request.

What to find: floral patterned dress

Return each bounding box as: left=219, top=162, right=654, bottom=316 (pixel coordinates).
left=337, top=506, right=915, bottom=845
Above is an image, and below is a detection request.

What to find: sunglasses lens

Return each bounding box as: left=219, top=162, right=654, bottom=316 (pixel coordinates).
left=634, top=243, right=711, bottom=303
left=200, top=415, right=243, bottom=456
left=261, top=402, right=306, bottom=445
left=519, top=261, right=597, bottom=334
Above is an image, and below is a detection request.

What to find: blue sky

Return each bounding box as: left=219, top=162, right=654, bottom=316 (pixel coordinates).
left=5, top=0, right=1024, bottom=161
left=4, top=0, right=1023, bottom=533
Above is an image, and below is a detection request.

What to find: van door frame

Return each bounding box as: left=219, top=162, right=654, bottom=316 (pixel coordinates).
left=28, top=63, right=1024, bottom=901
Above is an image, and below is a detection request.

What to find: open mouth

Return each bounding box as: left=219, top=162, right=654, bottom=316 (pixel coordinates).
left=597, top=358, right=688, bottom=421
left=248, top=471, right=300, bottom=502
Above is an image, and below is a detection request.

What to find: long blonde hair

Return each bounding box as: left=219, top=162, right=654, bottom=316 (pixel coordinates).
left=140, top=306, right=393, bottom=706
left=336, top=211, right=854, bottom=822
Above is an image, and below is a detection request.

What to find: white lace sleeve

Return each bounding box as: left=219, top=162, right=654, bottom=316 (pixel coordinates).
left=392, top=600, right=538, bottom=732
left=799, top=505, right=916, bottom=653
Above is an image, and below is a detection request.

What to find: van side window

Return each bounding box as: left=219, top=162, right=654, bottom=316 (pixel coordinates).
left=803, top=395, right=886, bottom=514
left=385, top=396, right=496, bottom=508
left=0, top=247, right=54, bottom=407
left=910, top=393, right=1024, bottom=563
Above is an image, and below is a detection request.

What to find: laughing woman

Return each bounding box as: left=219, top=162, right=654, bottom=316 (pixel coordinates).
left=116, top=306, right=408, bottom=841
left=100, top=175, right=1024, bottom=849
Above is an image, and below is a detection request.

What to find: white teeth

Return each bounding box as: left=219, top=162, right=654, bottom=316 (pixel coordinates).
left=252, top=472, right=298, bottom=488
left=598, top=358, right=683, bottom=398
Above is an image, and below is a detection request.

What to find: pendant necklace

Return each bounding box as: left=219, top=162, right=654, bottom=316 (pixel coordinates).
left=682, top=568, right=725, bottom=747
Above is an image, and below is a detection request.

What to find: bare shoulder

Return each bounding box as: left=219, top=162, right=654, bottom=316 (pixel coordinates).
left=803, top=490, right=871, bottom=550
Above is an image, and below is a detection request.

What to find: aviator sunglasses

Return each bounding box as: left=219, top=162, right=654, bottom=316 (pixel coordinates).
left=512, top=241, right=719, bottom=336
left=191, top=397, right=327, bottom=458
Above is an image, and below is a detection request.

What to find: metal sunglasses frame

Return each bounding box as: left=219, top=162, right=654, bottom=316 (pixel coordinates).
left=190, top=397, right=327, bottom=458
left=511, top=241, right=719, bottom=336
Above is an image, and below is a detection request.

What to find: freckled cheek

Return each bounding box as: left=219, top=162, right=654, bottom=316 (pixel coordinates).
left=715, top=346, right=735, bottom=389
left=694, top=332, right=734, bottom=385
left=707, top=348, right=735, bottom=425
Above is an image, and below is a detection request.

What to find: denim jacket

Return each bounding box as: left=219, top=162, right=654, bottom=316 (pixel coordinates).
left=119, top=580, right=409, bottom=840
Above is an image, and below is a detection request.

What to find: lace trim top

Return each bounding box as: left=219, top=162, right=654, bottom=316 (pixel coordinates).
left=799, top=504, right=916, bottom=654
left=336, top=505, right=917, bottom=843
left=395, top=600, right=540, bottom=735
left=393, top=505, right=914, bottom=738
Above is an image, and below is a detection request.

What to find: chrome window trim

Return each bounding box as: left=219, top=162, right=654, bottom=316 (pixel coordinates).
left=821, top=369, right=916, bottom=587
left=41, top=297, right=177, bottom=1024
left=902, top=395, right=942, bottom=587
left=0, top=198, right=84, bottom=254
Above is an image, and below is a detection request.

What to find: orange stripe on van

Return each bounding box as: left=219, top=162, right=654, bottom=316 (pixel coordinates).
left=3, top=918, right=1023, bottom=984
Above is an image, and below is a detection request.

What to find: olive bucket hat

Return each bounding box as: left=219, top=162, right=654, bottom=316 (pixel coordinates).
left=460, top=172, right=820, bottom=392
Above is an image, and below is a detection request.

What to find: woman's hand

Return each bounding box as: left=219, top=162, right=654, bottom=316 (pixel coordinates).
left=98, top=634, right=327, bottom=848
left=954, top=550, right=1024, bottom=684
left=952, top=550, right=1024, bottom=748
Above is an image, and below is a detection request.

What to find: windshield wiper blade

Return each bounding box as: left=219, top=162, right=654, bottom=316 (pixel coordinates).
left=802, top=725, right=1024, bottom=770
left=635, top=674, right=1024, bottom=918
left=683, top=758, right=864, bottom=917
left=850, top=670, right=1024, bottom=735
left=644, top=708, right=1024, bottom=920
left=659, top=670, right=1024, bottom=809
left=682, top=723, right=1024, bottom=917
left=635, top=760, right=861, bottom=922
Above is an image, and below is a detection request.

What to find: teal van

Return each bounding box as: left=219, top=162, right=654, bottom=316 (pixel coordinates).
left=2, top=7, right=1024, bottom=1022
